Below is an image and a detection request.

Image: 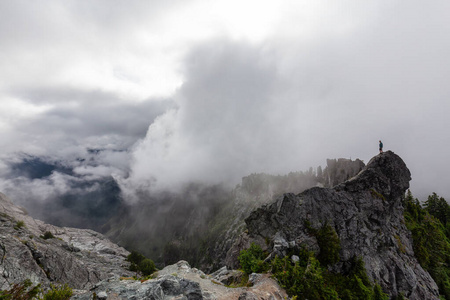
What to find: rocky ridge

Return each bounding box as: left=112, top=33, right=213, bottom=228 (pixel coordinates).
left=3, top=151, right=432, bottom=298
left=0, top=192, right=288, bottom=299
left=73, top=260, right=287, bottom=300
left=193, top=159, right=365, bottom=272
left=226, top=151, right=440, bottom=299
left=103, top=157, right=365, bottom=272
left=0, top=192, right=133, bottom=290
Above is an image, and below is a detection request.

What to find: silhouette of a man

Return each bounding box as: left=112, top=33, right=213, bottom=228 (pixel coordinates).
left=379, top=140, right=383, bottom=153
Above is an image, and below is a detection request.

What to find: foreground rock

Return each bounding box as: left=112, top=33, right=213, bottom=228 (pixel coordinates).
left=0, top=192, right=133, bottom=290
left=226, top=151, right=440, bottom=299
left=73, top=260, right=287, bottom=300
left=0, top=192, right=288, bottom=299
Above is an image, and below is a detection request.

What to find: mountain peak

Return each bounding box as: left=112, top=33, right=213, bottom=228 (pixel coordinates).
left=227, top=152, right=439, bottom=299
left=338, top=150, right=411, bottom=199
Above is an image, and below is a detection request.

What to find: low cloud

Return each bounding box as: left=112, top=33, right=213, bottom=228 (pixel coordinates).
left=0, top=153, right=124, bottom=229
left=123, top=6, right=450, bottom=198
left=1, top=0, right=450, bottom=220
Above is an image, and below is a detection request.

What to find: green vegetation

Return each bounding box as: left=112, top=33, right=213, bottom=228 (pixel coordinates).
left=139, top=259, right=156, bottom=276
left=0, top=279, right=40, bottom=300
left=42, top=284, right=72, bottom=300
left=126, top=251, right=156, bottom=276
left=40, top=231, right=55, bottom=240
left=424, top=193, right=450, bottom=237
left=127, top=251, right=146, bottom=266
left=238, top=239, right=388, bottom=299
left=370, top=189, right=386, bottom=201
left=14, top=220, right=26, bottom=230
left=0, top=281, right=72, bottom=300
left=393, top=235, right=406, bottom=254
left=271, top=249, right=339, bottom=299
left=238, top=243, right=269, bottom=274
left=272, top=251, right=388, bottom=299
left=225, top=272, right=250, bottom=288
left=236, top=192, right=449, bottom=299
left=316, top=222, right=341, bottom=266
left=304, top=220, right=341, bottom=266
left=404, top=190, right=450, bottom=299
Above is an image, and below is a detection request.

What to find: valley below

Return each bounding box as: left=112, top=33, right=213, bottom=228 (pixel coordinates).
left=1, top=151, right=449, bottom=299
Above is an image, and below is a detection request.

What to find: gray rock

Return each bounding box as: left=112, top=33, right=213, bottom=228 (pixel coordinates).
left=210, top=266, right=227, bottom=278
left=73, top=261, right=287, bottom=300
left=226, top=151, right=440, bottom=300
left=272, top=232, right=288, bottom=257
left=0, top=192, right=133, bottom=291
left=211, top=267, right=245, bottom=286
left=220, top=159, right=363, bottom=271
left=238, top=291, right=259, bottom=300
left=248, top=273, right=262, bottom=286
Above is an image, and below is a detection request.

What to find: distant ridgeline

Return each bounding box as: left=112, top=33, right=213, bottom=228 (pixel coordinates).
left=322, top=158, right=365, bottom=187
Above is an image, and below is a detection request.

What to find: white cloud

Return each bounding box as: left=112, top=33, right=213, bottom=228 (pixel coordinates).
left=122, top=1, right=450, bottom=199
left=0, top=0, right=450, bottom=203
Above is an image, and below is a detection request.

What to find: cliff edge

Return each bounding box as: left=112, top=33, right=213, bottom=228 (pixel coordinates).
left=226, top=151, right=440, bottom=299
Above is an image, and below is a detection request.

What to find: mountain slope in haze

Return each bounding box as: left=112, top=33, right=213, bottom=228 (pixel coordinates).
left=1, top=151, right=444, bottom=299
left=226, top=151, right=440, bottom=299
left=1, top=154, right=123, bottom=231
left=2, top=152, right=365, bottom=273
left=0, top=192, right=288, bottom=300
left=104, top=158, right=365, bottom=271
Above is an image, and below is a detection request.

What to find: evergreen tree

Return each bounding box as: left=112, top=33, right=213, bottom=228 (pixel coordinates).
left=424, top=193, right=449, bottom=227
left=404, top=191, right=450, bottom=299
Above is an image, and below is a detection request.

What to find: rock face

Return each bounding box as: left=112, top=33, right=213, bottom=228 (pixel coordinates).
left=72, top=260, right=287, bottom=300
left=102, top=158, right=364, bottom=272
left=196, top=162, right=364, bottom=272
left=226, top=151, right=440, bottom=299
left=0, top=192, right=133, bottom=290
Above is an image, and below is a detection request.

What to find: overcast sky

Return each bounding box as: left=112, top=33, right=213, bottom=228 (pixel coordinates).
left=1, top=0, right=449, bottom=202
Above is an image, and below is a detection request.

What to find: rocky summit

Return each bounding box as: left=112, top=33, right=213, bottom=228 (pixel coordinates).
left=226, top=151, right=440, bottom=299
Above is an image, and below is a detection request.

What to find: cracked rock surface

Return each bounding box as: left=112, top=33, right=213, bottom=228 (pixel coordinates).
left=72, top=260, right=287, bottom=300
left=0, top=192, right=133, bottom=290
left=226, top=151, right=440, bottom=300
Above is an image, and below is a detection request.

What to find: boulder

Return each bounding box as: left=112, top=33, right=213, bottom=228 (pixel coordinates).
left=73, top=260, right=287, bottom=300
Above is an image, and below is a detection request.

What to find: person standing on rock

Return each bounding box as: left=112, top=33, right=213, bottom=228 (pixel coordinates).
left=379, top=140, right=383, bottom=153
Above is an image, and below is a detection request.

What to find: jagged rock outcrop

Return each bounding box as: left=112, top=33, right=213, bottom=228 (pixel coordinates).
left=72, top=260, right=287, bottom=300
left=102, top=159, right=364, bottom=273
left=196, top=162, right=364, bottom=272
left=0, top=192, right=133, bottom=290
left=226, top=151, right=440, bottom=299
